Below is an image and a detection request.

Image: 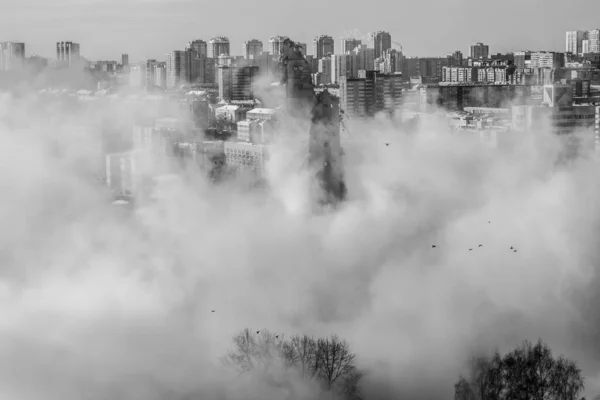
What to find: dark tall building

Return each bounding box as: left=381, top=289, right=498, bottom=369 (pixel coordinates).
left=122, top=54, right=129, bottom=67
left=370, top=31, right=392, bottom=59
left=218, top=65, right=259, bottom=101
left=190, top=55, right=217, bottom=84
left=56, top=41, right=80, bottom=67
left=447, top=50, right=463, bottom=67
left=209, top=37, right=230, bottom=57
left=340, top=38, right=362, bottom=53
left=187, top=40, right=208, bottom=57
left=470, top=42, right=490, bottom=60
left=313, top=35, right=335, bottom=59
left=340, top=71, right=402, bottom=118
left=243, top=39, right=263, bottom=59
left=0, top=42, right=25, bottom=71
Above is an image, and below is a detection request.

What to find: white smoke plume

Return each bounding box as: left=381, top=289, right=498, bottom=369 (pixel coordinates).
left=1, top=79, right=600, bottom=400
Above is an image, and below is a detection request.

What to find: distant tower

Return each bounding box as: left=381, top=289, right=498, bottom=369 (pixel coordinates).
left=121, top=53, right=129, bottom=67
left=209, top=37, right=230, bottom=58
left=470, top=42, right=490, bottom=60
left=313, top=35, right=334, bottom=59
left=340, top=38, right=362, bottom=54
left=243, top=39, right=263, bottom=59
left=269, top=35, right=289, bottom=56
left=0, top=42, right=25, bottom=71
left=166, top=50, right=189, bottom=88
left=369, top=31, right=391, bottom=59
left=186, top=40, right=208, bottom=57
left=279, top=39, right=346, bottom=206
left=56, top=41, right=80, bottom=67
left=566, top=31, right=586, bottom=54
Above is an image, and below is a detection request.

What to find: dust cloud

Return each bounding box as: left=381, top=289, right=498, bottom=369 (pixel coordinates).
left=0, top=83, right=600, bottom=400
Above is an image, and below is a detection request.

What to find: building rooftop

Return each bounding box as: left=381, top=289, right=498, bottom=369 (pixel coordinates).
left=248, top=108, right=277, bottom=115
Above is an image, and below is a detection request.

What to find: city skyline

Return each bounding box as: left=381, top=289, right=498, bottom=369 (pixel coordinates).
left=2, top=0, right=600, bottom=61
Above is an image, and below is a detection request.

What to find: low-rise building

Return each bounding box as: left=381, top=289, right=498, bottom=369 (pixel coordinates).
left=224, top=141, right=268, bottom=178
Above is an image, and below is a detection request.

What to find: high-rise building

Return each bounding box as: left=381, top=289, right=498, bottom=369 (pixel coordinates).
left=370, top=31, right=392, bottom=59
left=470, top=42, right=489, bottom=60
left=129, top=64, right=145, bottom=87
left=353, top=45, right=375, bottom=72
left=155, top=62, right=167, bottom=88
left=447, top=50, right=463, bottom=67
left=313, top=35, right=335, bottom=59
left=269, top=35, right=289, bottom=56
left=331, top=54, right=352, bottom=84
left=566, top=31, right=587, bottom=54
left=243, top=39, right=263, bottom=59
left=340, top=71, right=402, bottom=118
left=340, top=38, right=362, bottom=54
left=318, top=57, right=332, bottom=85
left=145, top=59, right=158, bottom=88
left=166, top=50, right=189, bottom=88
left=56, top=41, right=80, bottom=67
left=583, top=40, right=590, bottom=54
left=588, top=29, right=600, bottom=53
left=189, top=55, right=217, bottom=84
left=122, top=54, right=129, bottom=67
left=218, top=65, right=259, bottom=101
left=209, top=37, right=230, bottom=57
left=187, top=40, right=208, bottom=57
left=0, top=42, right=25, bottom=71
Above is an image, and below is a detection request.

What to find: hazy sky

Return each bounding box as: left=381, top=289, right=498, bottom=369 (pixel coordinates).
left=1, top=0, right=599, bottom=61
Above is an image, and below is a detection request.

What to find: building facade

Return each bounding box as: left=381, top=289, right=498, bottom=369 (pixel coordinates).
left=186, top=40, right=208, bottom=57
left=209, top=37, right=230, bottom=57
left=0, top=42, right=25, bottom=71
left=167, top=50, right=189, bottom=88
left=313, top=35, right=335, bottom=59
left=218, top=65, right=259, bottom=101
left=269, top=35, right=289, bottom=56
left=530, top=52, right=565, bottom=69
left=243, top=39, right=263, bottom=59
left=56, top=41, right=80, bottom=67
left=224, top=141, right=268, bottom=178
left=470, top=42, right=489, bottom=60
left=587, top=29, right=600, bottom=53
left=566, top=31, right=587, bottom=54
left=340, top=72, right=402, bottom=118
left=370, top=31, right=392, bottom=59
left=340, top=38, right=362, bottom=54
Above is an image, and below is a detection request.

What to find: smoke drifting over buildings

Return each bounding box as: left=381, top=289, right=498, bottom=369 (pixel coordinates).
left=3, top=17, right=600, bottom=400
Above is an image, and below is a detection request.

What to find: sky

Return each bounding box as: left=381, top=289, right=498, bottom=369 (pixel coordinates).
left=1, top=0, right=600, bottom=62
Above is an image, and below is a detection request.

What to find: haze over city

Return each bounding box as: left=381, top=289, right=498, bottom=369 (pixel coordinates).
left=2, top=1, right=600, bottom=400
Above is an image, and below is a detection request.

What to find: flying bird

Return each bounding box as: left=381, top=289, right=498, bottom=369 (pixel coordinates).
left=256, top=331, right=260, bottom=334
left=432, top=245, right=437, bottom=248
left=478, top=244, right=483, bottom=248
left=514, top=250, right=517, bottom=253
left=469, top=248, right=473, bottom=251
left=276, top=335, right=279, bottom=339
left=510, top=247, right=514, bottom=250
left=488, top=221, right=491, bottom=224
left=385, top=143, right=390, bottom=146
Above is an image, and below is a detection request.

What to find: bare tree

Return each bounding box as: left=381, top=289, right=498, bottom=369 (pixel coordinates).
left=285, top=334, right=319, bottom=380
left=315, top=335, right=357, bottom=394
left=222, top=329, right=283, bottom=373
